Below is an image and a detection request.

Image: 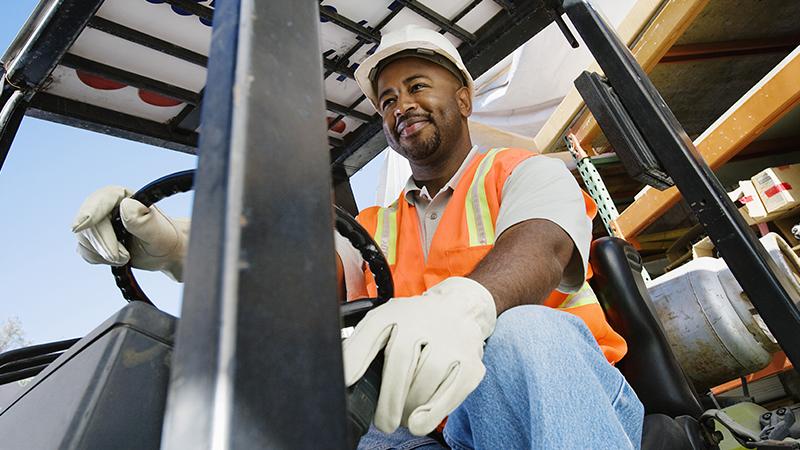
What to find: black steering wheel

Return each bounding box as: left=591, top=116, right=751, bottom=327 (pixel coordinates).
left=109, top=169, right=390, bottom=448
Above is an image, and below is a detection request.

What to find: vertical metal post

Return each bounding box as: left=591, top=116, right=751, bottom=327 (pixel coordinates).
left=0, top=0, right=106, bottom=171
left=162, top=0, right=348, bottom=448
left=0, top=80, right=27, bottom=171
left=333, top=168, right=359, bottom=217
left=562, top=0, right=800, bottom=365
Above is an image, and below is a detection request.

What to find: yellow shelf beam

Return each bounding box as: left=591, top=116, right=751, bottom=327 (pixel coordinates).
left=614, top=45, right=800, bottom=238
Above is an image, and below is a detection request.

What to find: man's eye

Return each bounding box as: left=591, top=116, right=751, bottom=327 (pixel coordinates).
left=411, top=83, right=426, bottom=92
left=381, top=98, right=395, bottom=110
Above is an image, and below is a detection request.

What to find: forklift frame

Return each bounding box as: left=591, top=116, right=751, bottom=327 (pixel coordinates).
left=1, top=0, right=800, bottom=448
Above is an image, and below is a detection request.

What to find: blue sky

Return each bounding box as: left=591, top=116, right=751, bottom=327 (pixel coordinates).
left=0, top=1, right=383, bottom=346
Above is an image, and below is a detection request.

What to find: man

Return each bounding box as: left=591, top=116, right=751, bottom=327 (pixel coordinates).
left=73, top=26, right=643, bottom=449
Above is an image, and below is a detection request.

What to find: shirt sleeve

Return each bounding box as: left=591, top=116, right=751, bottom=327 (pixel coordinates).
left=495, top=156, right=592, bottom=293
left=334, top=230, right=368, bottom=300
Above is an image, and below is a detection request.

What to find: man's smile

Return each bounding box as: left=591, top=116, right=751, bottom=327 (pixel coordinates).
left=397, top=117, right=430, bottom=138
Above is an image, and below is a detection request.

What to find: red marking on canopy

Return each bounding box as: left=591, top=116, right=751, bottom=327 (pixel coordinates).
left=76, top=70, right=126, bottom=90
left=138, top=90, right=183, bottom=107
left=327, top=117, right=346, bottom=133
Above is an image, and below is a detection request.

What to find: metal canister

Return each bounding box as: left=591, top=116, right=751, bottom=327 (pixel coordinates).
left=647, top=256, right=779, bottom=391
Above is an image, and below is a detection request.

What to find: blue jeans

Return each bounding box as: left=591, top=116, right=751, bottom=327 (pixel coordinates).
left=358, top=305, right=644, bottom=450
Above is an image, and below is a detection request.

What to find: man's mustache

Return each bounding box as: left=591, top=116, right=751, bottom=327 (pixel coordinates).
left=395, top=113, right=434, bottom=134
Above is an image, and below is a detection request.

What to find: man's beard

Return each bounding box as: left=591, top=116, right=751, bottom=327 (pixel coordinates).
left=397, top=122, right=442, bottom=162
left=387, top=110, right=443, bottom=163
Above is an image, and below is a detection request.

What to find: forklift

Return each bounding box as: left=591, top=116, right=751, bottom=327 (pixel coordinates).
left=1, top=0, right=799, bottom=448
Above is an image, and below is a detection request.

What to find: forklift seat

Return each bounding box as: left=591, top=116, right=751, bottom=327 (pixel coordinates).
left=589, top=237, right=713, bottom=450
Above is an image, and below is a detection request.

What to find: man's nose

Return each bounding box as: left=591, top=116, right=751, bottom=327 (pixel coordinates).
left=393, top=96, right=418, bottom=119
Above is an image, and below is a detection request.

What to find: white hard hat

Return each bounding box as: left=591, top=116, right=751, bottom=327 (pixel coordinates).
left=354, top=25, right=474, bottom=111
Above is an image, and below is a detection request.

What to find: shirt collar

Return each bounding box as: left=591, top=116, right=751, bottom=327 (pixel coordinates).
left=403, top=145, right=479, bottom=204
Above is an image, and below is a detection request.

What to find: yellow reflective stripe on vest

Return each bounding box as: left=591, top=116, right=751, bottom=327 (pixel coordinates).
left=558, top=282, right=599, bottom=309
left=466, top=148, right=505, bottom=247
left=374, top=201, right=398, bottom=265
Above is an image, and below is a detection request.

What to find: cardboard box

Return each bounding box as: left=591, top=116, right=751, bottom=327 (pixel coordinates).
left=729, top=180, right=768, bottom=222
left=752, top=164, right=800, bottom=214
left=739, top=180, right=769, bottom=218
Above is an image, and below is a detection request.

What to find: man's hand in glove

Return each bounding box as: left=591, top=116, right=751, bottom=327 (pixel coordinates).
left=343, top=277, right=496, bottom=436
left=71, top=185, right=190, bottom=282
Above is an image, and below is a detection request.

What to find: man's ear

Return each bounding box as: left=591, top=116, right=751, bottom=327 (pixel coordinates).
left=456, top=86, right=472, bottom=118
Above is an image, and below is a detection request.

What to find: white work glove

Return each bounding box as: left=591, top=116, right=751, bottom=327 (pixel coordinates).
left=343, top=277, right=496, bottom=435
left=71, top=186, right=190, bottom=282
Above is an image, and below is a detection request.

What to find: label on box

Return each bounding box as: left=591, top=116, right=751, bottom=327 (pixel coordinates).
left=765, top=182, right=793, bottom=198
left=740, top=180, right=768, bottom=218
left=752, top=165, right=800, bottom=214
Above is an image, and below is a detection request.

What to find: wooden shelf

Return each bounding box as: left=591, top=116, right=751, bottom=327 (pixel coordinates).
left=614, top=45, right=800, bottom=237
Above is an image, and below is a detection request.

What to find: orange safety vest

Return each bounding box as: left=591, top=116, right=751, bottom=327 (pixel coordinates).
left=355, top=148, right=627, bottom=364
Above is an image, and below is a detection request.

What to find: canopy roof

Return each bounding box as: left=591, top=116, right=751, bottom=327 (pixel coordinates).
left=1, top=0, right=564, bottom=176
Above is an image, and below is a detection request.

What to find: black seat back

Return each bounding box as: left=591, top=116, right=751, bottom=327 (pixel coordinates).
left=590, top=237, right=703, bottom=418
